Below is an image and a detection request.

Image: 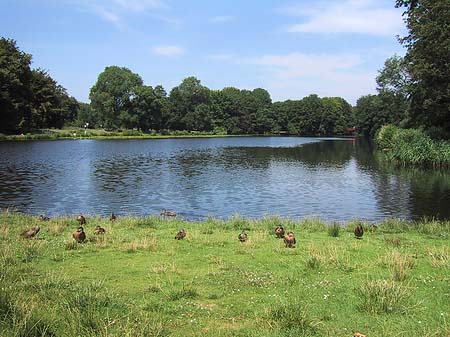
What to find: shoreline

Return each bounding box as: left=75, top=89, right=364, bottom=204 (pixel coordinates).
left=0, top=128, right=355, bottom=141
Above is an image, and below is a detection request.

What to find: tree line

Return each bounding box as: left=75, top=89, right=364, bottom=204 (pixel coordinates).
left=0, top=38, right=354, bottom=136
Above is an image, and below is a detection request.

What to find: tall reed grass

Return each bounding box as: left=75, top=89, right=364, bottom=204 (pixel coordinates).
left=376, top=124, right=450, bottom=167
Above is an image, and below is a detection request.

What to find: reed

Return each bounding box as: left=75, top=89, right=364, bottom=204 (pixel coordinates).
left=376, top=124, right=450, bottom=167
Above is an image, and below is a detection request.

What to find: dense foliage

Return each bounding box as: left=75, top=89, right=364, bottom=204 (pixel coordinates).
left=89, top=69, right=354, bottom=135
left=396, top=0, right=450, bottom=136
left=354, top=0, right=450, bottom=141
left=0, top=38, right=81, bottom=134
left=376, top=124, right=450, bottom=166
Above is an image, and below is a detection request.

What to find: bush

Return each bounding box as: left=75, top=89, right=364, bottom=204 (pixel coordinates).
left=358, top=279, right=410, bottom=314
left=327, top=223, right=340, bottom=237
left=375, top=125, right=450, bottom=167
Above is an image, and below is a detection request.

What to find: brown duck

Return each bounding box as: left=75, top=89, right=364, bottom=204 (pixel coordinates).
left=73, top=226, right=86, bottom=243
left=354, top=224, right=364, bottom=239
left=161, top=209, right=176, bottom=217
left=109, top=213, right=117, bottom=221
left=175, top=228, right=186, bottom=240
left=94, top=226, right=106, bottom=235
left=21, top=226, right=40, bottom=239
left=238, top=231, right=248, bottom=242
left=275, top=226, right=285, bottom=238
left=284, top=232, right=296, bottom=248
left=76, top=214, right=86, bottom=225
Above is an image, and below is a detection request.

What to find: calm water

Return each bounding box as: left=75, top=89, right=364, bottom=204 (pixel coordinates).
left=0, top=137, right=449, bottom=221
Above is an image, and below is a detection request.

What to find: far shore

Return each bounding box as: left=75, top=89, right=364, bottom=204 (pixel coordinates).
left=0, top=128, right=355, bottom=141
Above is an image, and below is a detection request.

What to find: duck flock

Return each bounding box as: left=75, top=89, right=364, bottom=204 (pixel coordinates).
left=20, top=210, right=365, bottom=245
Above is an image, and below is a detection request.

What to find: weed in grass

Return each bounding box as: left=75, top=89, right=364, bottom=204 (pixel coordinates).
left=0, top=288, right=14, bottom=321
left=15, top=311, right=57, bottom=337
left=266, top=299, right=322, bottom=335
left=428, top=246, right=450, bottom=268
left=128, top=312, right=170, bottom=337
left=0, top=223, right=9, bottom=239
left=358, top=279, right=410, bottom=314
left=21, top=242, right=42, bottom=263
left=168, top=287, right=199, bottom=301
left=123, top=236, right=157, bottom=252
left=385, top=236, right=402, bottom=247
left=327, top=222, right=340, bottom=237
left=228, top=214, right=252, bottom=231
left=65, top=241, right=78, bottom=250
left=300, top=218, right=327, bottom=232
left=416, top=218, right=450, bottom=237
left=306, top=250, right=321, bottom=270
left=47, top=222, right=66, bottom=236
left=383, top=251, right=415, bottom=281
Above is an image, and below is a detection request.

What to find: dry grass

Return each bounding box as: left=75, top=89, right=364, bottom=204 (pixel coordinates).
left=359, top=279, right=410, bottom=314
left=122, top=236, right=158, bottom=253
left=428, top=246, right=450, bottom=268
left=47, top=221, right=67, bottom=235
left=382, top=251, right=416, bottom=281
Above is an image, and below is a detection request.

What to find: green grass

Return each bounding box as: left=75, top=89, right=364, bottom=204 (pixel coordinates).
left=0, top=211, right=449, bottom=336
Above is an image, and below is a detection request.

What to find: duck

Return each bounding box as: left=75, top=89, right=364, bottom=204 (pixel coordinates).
left=284, top=232, right=296, bottom=248
left=238, top=231, right=248, bottom=242
left=76, top=214, right=86, bottom=225
left=353, top=333, right=367, bottom=337
left=109, top=213, right=117, bottom=221
left=21, top=226, right=40, bottom=239
left=275, top=226, right=285, bottom=238
left=73, top=226, right=86, bottom=243
left=175, top=228, right=186, bottom=240
left=161, top=209, right=176, bottom=217
left=94, top=226, right=106, bottom=235
left=354, top=224, right=364, bottom=239
left=38, top=215, right=50, bottom=221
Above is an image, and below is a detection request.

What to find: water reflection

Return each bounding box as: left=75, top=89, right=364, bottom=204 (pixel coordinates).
left=0, top=137, right=448, bottom=221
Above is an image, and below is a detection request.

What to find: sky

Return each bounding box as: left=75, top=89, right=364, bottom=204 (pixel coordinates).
left=0, top=0, right=407, bottom=105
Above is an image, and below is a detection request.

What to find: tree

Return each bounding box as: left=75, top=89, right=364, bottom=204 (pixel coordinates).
left=30, top=68, right=75, bottom=129
left=89, top=66, right=143, bottom=129
left=353, top=94, right=395, bottom=138
left=322, top=97, right=353, bottom=135
left=0, top=38, right=33, bottom=133
left=168, top=76, right=210, bottom=130
left=396, top=0, right=450, bottom=136
left=128, top=85, right=165, bottom=131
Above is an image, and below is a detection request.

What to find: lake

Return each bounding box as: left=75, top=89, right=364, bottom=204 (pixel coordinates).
left=0, top=137, right=449, bottom=221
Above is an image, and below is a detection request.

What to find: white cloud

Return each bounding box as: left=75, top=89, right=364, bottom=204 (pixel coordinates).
left=209, top=15, right=235, bottom=23
left=114, top=0, right=167, bottom=11
left=245, top=52, right=375, bottom=103
left=251, top=52, right=363, bottom=78
left=282, top=0, right=404, bottom=36
left=73, top=0, right=170, bottom=27
left=152, top=45, right=185, bottom=57
left=92, top=6, right=121, bottom=24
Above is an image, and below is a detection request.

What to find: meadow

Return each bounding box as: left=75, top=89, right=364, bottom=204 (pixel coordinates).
left=0, top=211, right=449, bottom=337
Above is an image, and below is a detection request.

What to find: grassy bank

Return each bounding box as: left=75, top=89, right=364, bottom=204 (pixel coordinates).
left=0, top=128, right=270, bottom=141
left=376, top=125, right=450, bottom=167
left=0, top=211, right=449, bottom=336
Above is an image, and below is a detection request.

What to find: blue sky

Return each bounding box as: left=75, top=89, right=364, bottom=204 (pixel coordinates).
left=1, top=0, right=406, bottom=104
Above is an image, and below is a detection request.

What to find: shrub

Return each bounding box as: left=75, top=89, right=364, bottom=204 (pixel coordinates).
left=327, top=222, right=340, bottom=237
left=358, top=279, right=410, bottom=314
left=266, top=299, right=322, bottom=335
